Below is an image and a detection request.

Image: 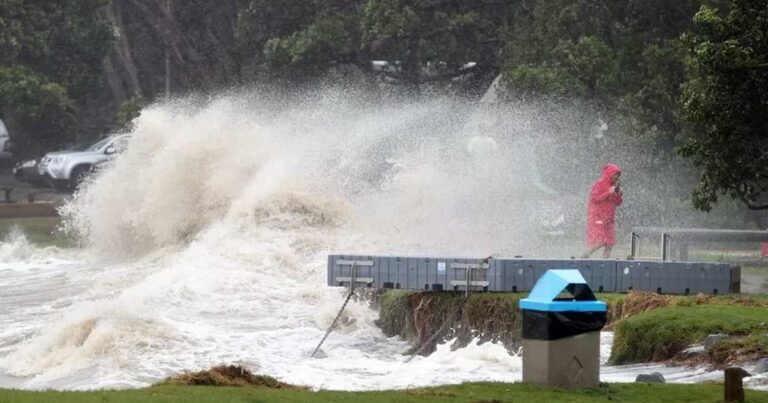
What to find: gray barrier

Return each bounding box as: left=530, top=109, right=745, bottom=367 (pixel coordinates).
left=327, top=255, right=740, bottom=294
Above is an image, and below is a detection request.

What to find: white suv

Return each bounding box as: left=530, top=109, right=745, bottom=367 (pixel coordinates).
left=0, top=119, right=13, bottom=159
left=39, top=134, right=130, bottom=189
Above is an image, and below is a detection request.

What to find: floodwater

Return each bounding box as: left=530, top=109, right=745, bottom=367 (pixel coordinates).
left=1, top=93, right=766, bottom=391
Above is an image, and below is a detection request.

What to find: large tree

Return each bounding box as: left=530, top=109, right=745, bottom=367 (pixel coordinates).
left=361, top=0, right=512, bottom=91
left=499, top=1, right=703, bottom=186
left=0, top=0, right=113, bottom=155
left=681, top=0, right=768, bottom=211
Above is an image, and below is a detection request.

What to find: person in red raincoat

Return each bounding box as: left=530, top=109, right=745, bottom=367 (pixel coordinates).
left=582, top=164, right=623, bottom=258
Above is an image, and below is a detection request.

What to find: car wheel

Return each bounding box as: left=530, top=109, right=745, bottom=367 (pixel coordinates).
left=70, top=165, right=92, bottom=189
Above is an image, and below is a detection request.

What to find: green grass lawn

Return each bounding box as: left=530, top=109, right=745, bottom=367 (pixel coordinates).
left=0, top=217, right=74, bottom=248
left=2, top=383, right=768, bottom=403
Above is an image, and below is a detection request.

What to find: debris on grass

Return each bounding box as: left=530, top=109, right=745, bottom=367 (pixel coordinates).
left=161, top=365, right=304, bottom=389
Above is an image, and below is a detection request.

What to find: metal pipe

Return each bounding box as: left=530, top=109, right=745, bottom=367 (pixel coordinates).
left=633, top=227, right=768, bottom=242
left=630, top=232, right=639, bottom=259
left=465, top=266, right=471, bottom=298
left=661, top=233, right=671, bottom=261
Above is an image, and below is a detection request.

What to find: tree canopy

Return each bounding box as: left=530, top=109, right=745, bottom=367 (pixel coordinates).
left=0, top=0, right=765, bottom=219
left=681, top=0, right=768, bottom=211
left=0, top=0, right=114, bottom=154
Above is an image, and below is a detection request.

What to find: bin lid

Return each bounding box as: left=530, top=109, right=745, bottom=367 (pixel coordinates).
left=519, top=269, right=606, bottom=312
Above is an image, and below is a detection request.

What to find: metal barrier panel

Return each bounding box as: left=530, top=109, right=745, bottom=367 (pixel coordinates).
left=326, top=255, right=735, bottom=294
left=662, top=262, right=687, bottom=294
left=616, top=260, right=665, bottom=292
left=417, top=257, right=434, bottom=291
left=686, top=263, right=709, bottom=294
left=522, top=259, right=540, bottom=291
left=331, top=255, right=376, bottom=288
left=695, top=262, right=730, bottom=295
left=498, top=259, right=525, bottom=292
left=447, top=257, right=462, bottom=289
left=406, top=257, right=419, bottom=290
left=330, top=254, right=348, bottom=286
left=530, top=259, right=554, bottom=289
left=434, top=258, right=450, bottom=291
left=489, top=258, right=504, bottom=291
left=327, top=254, right=336, bottom=286
left=374, top=256, right=392, bottom=288
left=730, top=266, right=741, bottom=293
left=395, top=256, right=409, bottom=289
left=673, top=262, right=704, bottom=294
left=616, top=261, right=634, bottom=292
left=448, top=258, right=489, bottom=292
left=712, top=263, right=731, bottom=295
left=579, top=259, right=617, bottom=293
left=360, top=255, right=374, bottom=285
left=533, top=258, right=580, bottom=271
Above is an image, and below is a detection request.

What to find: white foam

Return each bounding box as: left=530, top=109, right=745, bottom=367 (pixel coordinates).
left=0, top=92, right=732, bottom=391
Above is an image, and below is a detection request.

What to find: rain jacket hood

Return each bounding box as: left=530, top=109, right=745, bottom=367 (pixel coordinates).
left=600, top=164, right=621, bottom=182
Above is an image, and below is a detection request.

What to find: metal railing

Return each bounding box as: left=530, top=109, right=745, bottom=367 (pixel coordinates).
left=630, top=227, right=768, bottom=261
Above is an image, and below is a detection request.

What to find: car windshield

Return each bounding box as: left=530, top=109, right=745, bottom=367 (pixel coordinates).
left=65, top=141, right=93, bottom=152
left=86, top=137, right=112, bottom=152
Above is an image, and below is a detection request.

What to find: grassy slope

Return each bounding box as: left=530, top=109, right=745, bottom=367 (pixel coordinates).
left=2, top=383, right=768, bottom=403
left=611, top=304, right=768, bottom=364
left=377, top=290, right=768, bottom=364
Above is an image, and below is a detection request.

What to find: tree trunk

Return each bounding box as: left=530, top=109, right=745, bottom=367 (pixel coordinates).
left=101, top=56, right=126, bottom=105
left=107, top=1, right=143, bottom=98
left=403, top=33, right=421, bottom=94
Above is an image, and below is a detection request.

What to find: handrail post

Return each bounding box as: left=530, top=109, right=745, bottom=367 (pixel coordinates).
left=349, top=262, right=357, bottom=294
left=465, top=265, right=471, bottom=298
left=661, top=233, right=671, bottom=261
left=630, top=232, right=640, bottom=259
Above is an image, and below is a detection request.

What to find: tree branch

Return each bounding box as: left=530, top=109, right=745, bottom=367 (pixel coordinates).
left=740, top=194, right=768, bottom=210
left=380, top=63, right=482, bottom=84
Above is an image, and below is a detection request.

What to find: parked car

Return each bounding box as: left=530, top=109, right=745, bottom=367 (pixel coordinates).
left=0, top=118, right=13, bottom=160
left=13, top=158, right=46, bottom=187
left=14, top=141, right=94, bottom=188
left=38, top=134, right=130, bottom=190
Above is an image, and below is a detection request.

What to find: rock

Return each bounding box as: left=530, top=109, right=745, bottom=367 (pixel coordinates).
left=703, top=333, right=728, bottom=350
left=635, top=372, right=666, bottom=383
left=682, top=345, right=705, bottom=354
left=755, top=358, right=768, bottom=374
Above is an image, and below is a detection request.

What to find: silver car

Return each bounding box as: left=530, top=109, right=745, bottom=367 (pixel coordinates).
left=0, top=118, right=13, bottom=159
left=39, top=134, right=130, bottom=189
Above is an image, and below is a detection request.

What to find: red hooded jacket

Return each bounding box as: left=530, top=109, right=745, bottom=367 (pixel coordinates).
left=586, top=164, right=622, bottom=246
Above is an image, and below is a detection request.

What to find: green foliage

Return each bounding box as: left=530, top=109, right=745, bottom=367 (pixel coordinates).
left=680, top=1, right=768, bottom=211
left=0, top=67, right=75, bottom=153
left=236, top=0, right=326, bottom=74
left=263, top=10, right=358, bottom=79
left=237, top=1, right=366, bottom=81
left=361, top=0, right=513, bottom=87
left=115, top=97, right=147, bottom=130
left=610, top=304, right=768, bottom=364
left=0, top=0, right=113, bottom=154
left=375, top=290, right=414, bottom=337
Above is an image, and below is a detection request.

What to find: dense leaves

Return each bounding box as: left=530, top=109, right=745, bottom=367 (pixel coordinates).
left=0, top=0, right=765, bottom=217
left=0, top=0, right=113, bottom=154
left=681, top=1, right=768, bottom=211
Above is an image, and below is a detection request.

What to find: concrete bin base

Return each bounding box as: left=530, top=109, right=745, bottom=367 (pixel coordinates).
left=522, top=331, right=601, bottom=389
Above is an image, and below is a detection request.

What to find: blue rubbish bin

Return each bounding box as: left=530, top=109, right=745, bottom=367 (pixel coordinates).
left=519, top=270, right=607, bottom=389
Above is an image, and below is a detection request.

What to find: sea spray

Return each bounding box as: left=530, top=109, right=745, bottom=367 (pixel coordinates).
left=0, top=88, right=732, bottom=390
